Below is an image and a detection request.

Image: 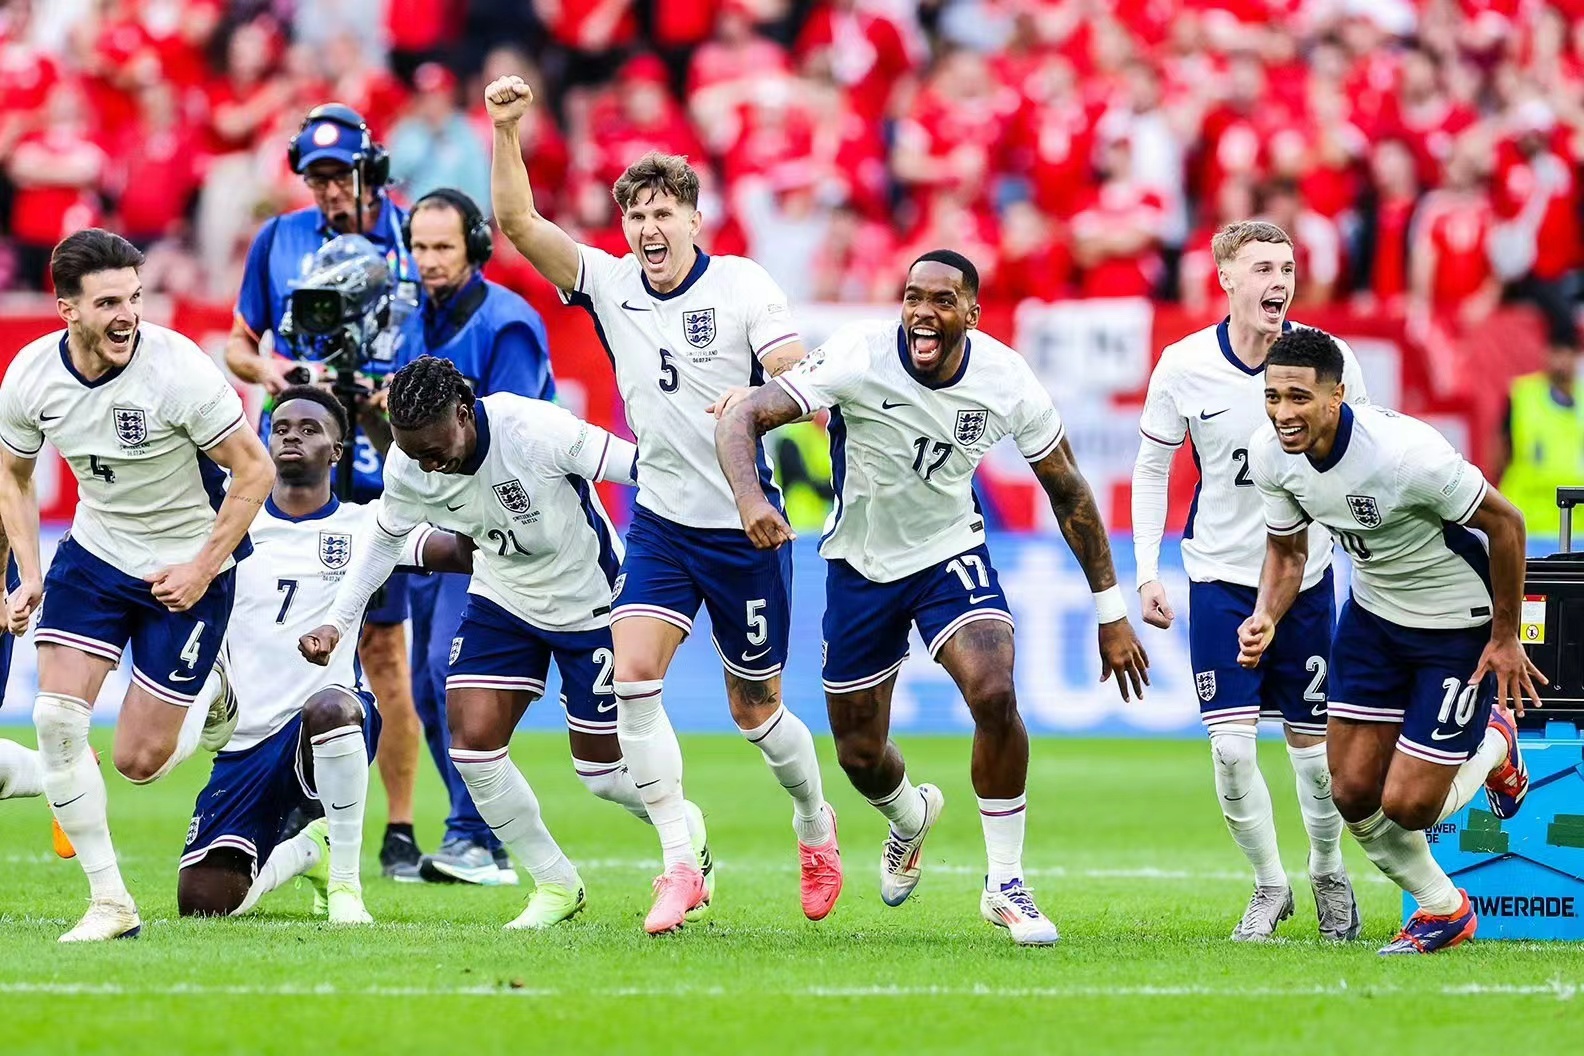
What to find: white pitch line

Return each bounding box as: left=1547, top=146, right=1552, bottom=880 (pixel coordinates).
left=0, top=980, right=1575, bottom=1000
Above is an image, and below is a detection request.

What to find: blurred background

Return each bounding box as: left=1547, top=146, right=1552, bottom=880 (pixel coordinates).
left=0, top=0, right=1579, bottom=733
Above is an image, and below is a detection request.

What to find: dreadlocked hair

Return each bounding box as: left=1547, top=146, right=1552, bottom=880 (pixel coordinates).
left=387, top=355, right=475, bottom=430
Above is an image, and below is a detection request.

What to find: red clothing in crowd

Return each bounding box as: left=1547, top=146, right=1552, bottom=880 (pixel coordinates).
left=688, top=37, right=789, bottom=97
left=1071, top=182, right=1164, bottom=297
left=541, top=0, right=640, bottom=53
left=1371, top=194, right=1417, bottom=305
left=0, top=36, right=58, bottom=141
left=1493, top=137, right=1582, bottom=281
left=1009, top=95, right=1096, bottom=220
left=8, top=128, right=107, bottom=246
left=111, top=115, right=201, bottom=242
left=387, top=0, right=463, bottom=54
left=1413, top=189, right=1495, bottom=307
left=894, top=79, right=1021, bottom=207
left=794, top=3, right=912, bottom=124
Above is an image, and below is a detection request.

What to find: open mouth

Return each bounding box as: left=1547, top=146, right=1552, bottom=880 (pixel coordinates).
left=1260, top=294, right=1286, bottom=324
left=910, top=325, right=942, bottom=363
left=105, top=324, right=135, bottom=350
left=1276, top=422, right=1305, bottom=446
left=642, top=241, right=667, bottom=267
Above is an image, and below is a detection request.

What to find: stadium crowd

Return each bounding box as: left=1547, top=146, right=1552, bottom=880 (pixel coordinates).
left=0, top=0, right=1580, bottom=333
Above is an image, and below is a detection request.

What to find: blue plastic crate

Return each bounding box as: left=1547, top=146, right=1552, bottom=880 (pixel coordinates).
left=1416, top=720, right=1584, bottom=940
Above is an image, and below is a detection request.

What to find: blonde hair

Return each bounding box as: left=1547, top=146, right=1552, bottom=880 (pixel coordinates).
left=1210, top=221, right=1292, bottom=266
left=611, top=152, right=701, bottom=212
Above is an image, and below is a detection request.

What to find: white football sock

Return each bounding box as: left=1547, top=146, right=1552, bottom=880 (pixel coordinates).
left=742, top=704, right=832, bottom=846
left=1346, top=808, right=1461, bottom=914
left=868, top=775, right=927, bottom=839
left=310, top=724, right=368, bottom=887
left=1286, top=743, right=1344, bottom=876
left=1436, top=726, right=1510, bottom=823
left=575, top=757, right=649, bottom=821
left=1209, top=726, right=1286, bottom=888
left=233, top=830, right=319, bottom=916
left=0, top=739, right=43, bottom=798
left=978, top=794, right=1027, bottom=887
left=34, top=693, right=129, bottom=903
left=124, top=696, right=206, bottom=786
left=614, top=679, right=694, bottom=869
left=450, top=747, right=579, bottom=889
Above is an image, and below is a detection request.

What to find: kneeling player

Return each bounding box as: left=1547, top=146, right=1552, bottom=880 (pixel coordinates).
left=1240, top=329, right=1536, bottom=955
left=717, top=252, right=1149, bottom=944
left=177, top=388, right=472, bottom=923
left=302, top=356, right=708, bottom=929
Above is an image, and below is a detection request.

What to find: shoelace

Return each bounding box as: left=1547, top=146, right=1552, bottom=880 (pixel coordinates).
left=1003, top=886, right=1041, bottom=918
left=882, top=832, right=912, bottom=873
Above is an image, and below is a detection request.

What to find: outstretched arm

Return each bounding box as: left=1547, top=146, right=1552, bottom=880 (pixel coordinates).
left=1236, top=529, right=1308, bottom=669
left=715, top=382, right=804, bottom=549
left=486, top=75, right=582, bottom=291
left=1031, top=439, right=1150, bottom=700
left=0, top=450, right=40, bottom=634
left=1466, top=487, right=1546, bottom=715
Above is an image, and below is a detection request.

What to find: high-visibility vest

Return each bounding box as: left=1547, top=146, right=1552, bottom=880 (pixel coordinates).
left=773, top=419, right=834, bottom=534
left=1498, top=372, right=1584, bottom=537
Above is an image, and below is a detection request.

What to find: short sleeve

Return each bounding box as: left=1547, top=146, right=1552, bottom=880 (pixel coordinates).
left=1138, top=355, right=1187, bottom=448
left=1249, top=438, right=1310, bottom=536
left=775, top=329, right=867, bottom=415
left=1398, top=435, right=1488, bottom=525
left=0, top=375, right=43, bottom=458
left=558, top=242, right=624, bottom=301
left=397, top=523, right=438, bottom=567
left=1008, top=360, right=1065, bottom=462
left=737, top=261, right=800, bottom=360
left=173, top=353, right=247, bottom=451
left=511, top=398, right=618, bottom=481
left=1337, top=336, right=1370, bottom=406
left=235, top=217, right=279, bottom=339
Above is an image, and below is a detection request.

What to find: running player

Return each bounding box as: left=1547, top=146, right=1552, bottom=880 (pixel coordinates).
left=486, top=74, right=838, bottom=934
left=1132, top=221, right=1365, bottom=941
left=0, top=229, right=275, bottom=941
left=1240, top=327, right=1535, bottom=955
left=176, top=387, right=472, bottom=924
left=715, top=250, right=1150, bottom=945
left=300, top=356, right=711, bottom=929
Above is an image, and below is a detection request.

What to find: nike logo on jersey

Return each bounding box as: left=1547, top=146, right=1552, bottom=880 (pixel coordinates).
left=620, top=300, right=652, bottom=312
left=881, top=399, right=909, bottom=409
left=1199, top=408, right=1231, bottom=420
left=969, top=593, right=999, bottom=603
left=169, top=672, right=197, bottom=683
left=741, top=646, right=772, bottom=662
left=40, top=413, right=61, bottom=422
left=596, top=700, right=618, bottom=714
left=446, top=502, right=466, bottom=511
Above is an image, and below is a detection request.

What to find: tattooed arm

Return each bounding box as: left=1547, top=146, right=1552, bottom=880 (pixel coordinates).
left=715, top=382, right=805, bottom=549
left=1030, top=438, right=1150, bottom=700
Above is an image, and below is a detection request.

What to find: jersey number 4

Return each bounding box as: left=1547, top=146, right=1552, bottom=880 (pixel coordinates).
left=89, top=455, right=115, bottom=484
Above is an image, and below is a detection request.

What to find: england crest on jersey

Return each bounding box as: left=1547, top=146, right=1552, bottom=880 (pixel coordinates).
left=1195, top=670, right=1217, bottom=701
left=683, top=308, right=716, bottom=349
left=493, top=479, right=531, bottom=515
left=319, top=531, right=352, bottom=569
left=113, top=406, right=147, bottom=447
left=955, top=409, right=988, bottom=446
left=1347, top=494, right=1382, bottom=529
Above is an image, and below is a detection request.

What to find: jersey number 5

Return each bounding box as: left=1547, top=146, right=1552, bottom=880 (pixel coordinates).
left=658, top=347, right=679, bottom=393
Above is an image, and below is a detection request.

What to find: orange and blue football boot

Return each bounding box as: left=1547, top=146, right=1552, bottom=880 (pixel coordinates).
left=1379, top=889, right=1477, bottom=955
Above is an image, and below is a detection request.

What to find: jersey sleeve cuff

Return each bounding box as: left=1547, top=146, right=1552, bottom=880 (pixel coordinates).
left=0, top=432, right=43, bottom=458
left=755, top=332, right=800, bottom=359
left=196, top=411, right=246, bottom=451
left=374, top=512, right=416, bottom=538
left=592, top=431, right=613, bottom=481
left=1453, top=480, right=1488, bottom=525
left=775, top=374, right=814, bottom=416
left=1265, top=514, right=1311, bottom=537
left=1021, top=424, right=1066, bottom=463
left=557, top=248, right=589, bottom=304
left=1139, top=427, right=1185, bottom=448
left=405, top=523, right=438, bottom=568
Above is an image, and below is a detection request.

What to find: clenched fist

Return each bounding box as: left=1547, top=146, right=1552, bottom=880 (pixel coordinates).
left=484, top=75, right=534, bottom=127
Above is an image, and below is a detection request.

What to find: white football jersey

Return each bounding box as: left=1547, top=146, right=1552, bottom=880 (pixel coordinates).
left=1250, top=404, right=1493, bottom=629
left=0, top=324, right=248, bottom=579
left=1137, top=320, right=1369, bottom=589
left=777, top=320, right=1064, bottom=583
left=560, top=244, right=800, bottom=529
left=226, top=496, right=431, bottom=751
left=377, top=392, right=625, bottom=632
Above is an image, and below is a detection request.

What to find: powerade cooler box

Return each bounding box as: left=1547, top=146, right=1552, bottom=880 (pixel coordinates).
left=1417, top=488, right=1584, bottom=940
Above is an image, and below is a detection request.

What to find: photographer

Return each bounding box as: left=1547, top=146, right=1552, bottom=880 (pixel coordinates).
left=223, top=104, right=428, bottom=882
left=394, top=188, right=556, bottom=884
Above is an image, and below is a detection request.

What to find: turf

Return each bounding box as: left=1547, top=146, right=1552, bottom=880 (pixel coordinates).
left=0, top=732, right=1577, bottom=1055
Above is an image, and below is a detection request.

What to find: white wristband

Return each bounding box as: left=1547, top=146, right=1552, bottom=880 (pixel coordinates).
left=1094, top=585, right=1127, bottom=625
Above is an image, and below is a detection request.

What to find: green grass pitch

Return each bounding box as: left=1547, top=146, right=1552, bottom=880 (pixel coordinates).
left=0, top=731, right=1578, bottom=1054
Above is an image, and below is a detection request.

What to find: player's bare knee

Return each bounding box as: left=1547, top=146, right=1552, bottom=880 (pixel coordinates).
left=177, top=863, right=248, bottom=917
left=834, top=729, right=887, bottom=775
left=1329, top=772, right=1381, bottom=823
left=726, top=674, right=779, bottom=728
left=301, top=690, right=362, bottom=737
left=113, top=741, right=169, bottom=784
left=964, top=678, right=1018, bottom=734
left=614, top=655, right=666, bottom=685
left=1381, top=786, right=1442, bottom=832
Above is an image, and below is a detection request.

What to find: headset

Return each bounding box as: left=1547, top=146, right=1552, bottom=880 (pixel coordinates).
left=401, top=187, right=494, bottom=266
left=287, top=103, right=390, bottom=189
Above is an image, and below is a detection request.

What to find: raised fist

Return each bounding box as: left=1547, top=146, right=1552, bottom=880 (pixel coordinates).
left=484, top=75, right=534, bottom=127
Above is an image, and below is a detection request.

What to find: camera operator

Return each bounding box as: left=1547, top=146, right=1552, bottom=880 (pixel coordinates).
left=392, top=188, right=556, bottom=884
left=223, top=104, right=428, bottom=882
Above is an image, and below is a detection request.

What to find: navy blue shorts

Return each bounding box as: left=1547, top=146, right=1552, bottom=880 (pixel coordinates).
left=364, top=571, right=410, bottom=626
left=447, top=594, right=616, bottom=737
left=612, top=505, right=792, bottom=682
left=1328, top=598, right=1494, bottom=764
left=821, top=543, right=1014, bottom=694
left=1188, top=568, right=1335, bottom=735
left=0, top=554, right=17, bottom=704
left=36, top=536, right=235, bottom=706
left=180, top=688, right=380, bottom=869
